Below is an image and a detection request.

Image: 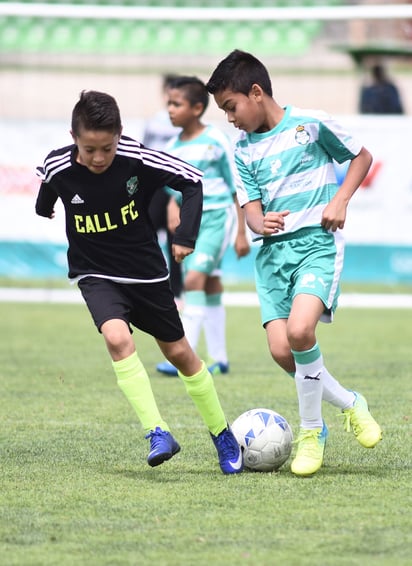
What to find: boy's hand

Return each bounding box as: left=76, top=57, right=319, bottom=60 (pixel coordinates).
left=263, top=210, right=289, bottom=236
left=321, top=199, right=347, bottom=231
left=234, top=233, right=250, bottom=258
left=172, top=243, right=193, bottom=263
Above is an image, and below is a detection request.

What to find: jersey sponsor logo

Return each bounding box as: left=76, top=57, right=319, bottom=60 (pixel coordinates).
left=270, top=159, right=282, bottom=176
left=300, top=153, right=315, bottom=165
left=71, top=194, right=85, bottom=204
left=73, top=199, right=139, bottom=233
left=295, top=125, right=310, bottom=145
left=126, top=176, right=139, bottom=196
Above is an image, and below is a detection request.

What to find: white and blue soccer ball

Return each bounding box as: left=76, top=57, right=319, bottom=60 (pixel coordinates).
left=231, top=408, right=293, bottom=472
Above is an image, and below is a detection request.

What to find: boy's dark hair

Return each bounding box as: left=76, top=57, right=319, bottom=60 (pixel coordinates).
left=206, top=49, right=273, bottom=98
left=71, top=90, right=122, bottom=136
left=162, top=73, right=180, bottom=91
left=169, top=76, right=209, bottom=115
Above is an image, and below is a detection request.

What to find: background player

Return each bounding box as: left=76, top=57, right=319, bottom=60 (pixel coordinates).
left=155, top=76, right=250, bottom=377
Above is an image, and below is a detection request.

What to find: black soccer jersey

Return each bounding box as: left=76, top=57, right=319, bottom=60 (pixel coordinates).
left=36, top=135, right=203, bottom=281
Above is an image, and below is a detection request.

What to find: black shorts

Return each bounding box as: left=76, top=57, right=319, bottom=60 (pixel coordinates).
left=78, top=277, right=184, bottom=342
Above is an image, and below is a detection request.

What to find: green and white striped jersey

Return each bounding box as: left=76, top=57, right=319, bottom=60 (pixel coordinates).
left=165, top=124, right=236, bottom=211
left=234, top=105, right=362, bottom=240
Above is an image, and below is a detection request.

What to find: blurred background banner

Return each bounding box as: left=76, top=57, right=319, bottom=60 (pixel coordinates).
left=1, top=114, right=412, bottom=283
left=1, top=1, right=412, bottom=283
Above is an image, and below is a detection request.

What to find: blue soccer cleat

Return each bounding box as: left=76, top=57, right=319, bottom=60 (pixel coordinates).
left=156, top=361, right=178, bottom=376
left=210, top=425, right=244, bottom=474
left=208, top=361, right=230, bottom=376
left=145, top=427, right=181, bottom=467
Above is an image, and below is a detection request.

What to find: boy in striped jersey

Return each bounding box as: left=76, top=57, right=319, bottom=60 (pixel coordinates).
left=35, top=90, right=243, bottom=475
left=207, top=51, right=382, bottom=477
left=156, top=76, right=250, bottom=377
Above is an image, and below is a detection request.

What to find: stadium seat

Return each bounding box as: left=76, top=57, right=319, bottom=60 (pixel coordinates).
left=0, top=0, right=339, bottom=56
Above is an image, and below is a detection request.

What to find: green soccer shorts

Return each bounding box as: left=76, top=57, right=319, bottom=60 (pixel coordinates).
left=184, top=206, right=235, bottom=275
left=255, top=227, right=344, bottom=326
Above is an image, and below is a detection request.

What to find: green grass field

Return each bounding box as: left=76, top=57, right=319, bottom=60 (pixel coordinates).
left=1, top=301, right=411, bottom=566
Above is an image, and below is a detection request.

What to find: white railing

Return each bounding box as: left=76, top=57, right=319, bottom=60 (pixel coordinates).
left=1, top=3, right=412, bottom=21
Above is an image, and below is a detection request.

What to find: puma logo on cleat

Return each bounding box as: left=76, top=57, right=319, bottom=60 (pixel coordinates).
left=304, top=372, right=321, bottom=381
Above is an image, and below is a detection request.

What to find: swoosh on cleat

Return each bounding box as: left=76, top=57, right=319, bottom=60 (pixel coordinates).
left=229, top=451, right=243, bottom=470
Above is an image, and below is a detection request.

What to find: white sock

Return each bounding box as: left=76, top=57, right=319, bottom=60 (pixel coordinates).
left=181, top=292, right=206, bottom=351
left=293, top=346, right=324, bottom=429
left=322, top=369, right=356, bottom=409
left=204, top=303, right=228, bottom=363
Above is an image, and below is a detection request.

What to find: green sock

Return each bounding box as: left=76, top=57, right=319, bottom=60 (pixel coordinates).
left=113, top=352, right=169, bottom=434
left=178, top=361, right=227, bottom=437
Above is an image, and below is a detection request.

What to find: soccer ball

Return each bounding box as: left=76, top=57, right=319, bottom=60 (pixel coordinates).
left=231, top=408, right=293, bottom=472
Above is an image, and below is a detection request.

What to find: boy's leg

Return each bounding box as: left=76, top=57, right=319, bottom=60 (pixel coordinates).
left=291, top=343, right=328, bottom=477
left=293, top=344, right=324, bottom=429
left=113, top=351, right=181, bottom=467
left=79, top=279, right=180, bottom=467
left=203, top=290, right=229, bottom=375
left=156, top=287, right=206, bottom=376
left=158, top=337, right=242, bottom=474
left=178, top=360, right=227, bottom=436
left=181, top=289, right=206, bottom=351
left=178, top=360, right=243, bottom=474
left=113, top=351, right=169, bottom=433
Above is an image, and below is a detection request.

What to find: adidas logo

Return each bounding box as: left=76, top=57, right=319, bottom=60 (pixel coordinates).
left=71, top=194, right=84, bottom=204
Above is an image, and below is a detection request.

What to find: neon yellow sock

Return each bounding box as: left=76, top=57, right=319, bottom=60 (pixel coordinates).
left=113, top=352, right=169, bottom=434
left=178, top=361, right=227, bottom=436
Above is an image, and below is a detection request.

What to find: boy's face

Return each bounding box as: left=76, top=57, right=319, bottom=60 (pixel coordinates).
left=213, top=86, right=265, bottom=134
left=167, top=88, right=202, bottom=128
left=71, top=127, right=122, bottom=174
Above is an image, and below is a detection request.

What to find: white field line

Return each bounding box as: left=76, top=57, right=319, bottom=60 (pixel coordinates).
left=1, top=288, right=412, bottom=308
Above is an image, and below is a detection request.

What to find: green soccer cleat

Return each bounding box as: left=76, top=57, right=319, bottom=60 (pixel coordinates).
left=291, top=421, right=328, bottom=477
left=342, top=391, right=382, bottom=448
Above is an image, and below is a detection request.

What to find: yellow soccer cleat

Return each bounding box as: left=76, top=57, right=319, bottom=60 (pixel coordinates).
left=342, top=392, right=382, bottom=448
left=291, top=421, right=328, bottom=477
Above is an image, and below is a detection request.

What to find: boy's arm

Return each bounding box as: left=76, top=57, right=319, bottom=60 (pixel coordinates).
left=167, top=196, right=181, bottom=234
left=322, top=146, right=372, bottom=232
left=244, top=200, right=289, bottom=237
left=163, top=180, right=203, bottom=263
left=171, top=179, right=203, bottom=249
left=35, top=182, right=58, bottom=219
left=233, top=197, right=250, bottom=258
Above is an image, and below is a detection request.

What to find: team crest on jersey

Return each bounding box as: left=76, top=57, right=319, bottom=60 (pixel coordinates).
left=295, top=125, right=310, bottom=145
left=126, top=176, right=139, bottom=196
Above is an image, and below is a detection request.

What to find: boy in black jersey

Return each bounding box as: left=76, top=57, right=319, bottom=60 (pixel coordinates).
left=35, top=90, right=243, bottom=474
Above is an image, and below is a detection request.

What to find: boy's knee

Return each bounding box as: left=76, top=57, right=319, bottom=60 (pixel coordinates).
left=101, top=319, right=132, bottom=357
left=286, top=322, right=314, bottom=351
